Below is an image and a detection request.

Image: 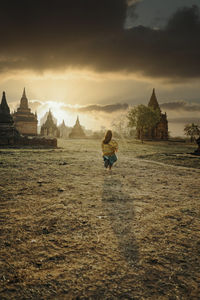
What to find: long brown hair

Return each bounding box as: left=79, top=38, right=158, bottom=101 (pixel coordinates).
left=103, top=130, right=112, bottom=144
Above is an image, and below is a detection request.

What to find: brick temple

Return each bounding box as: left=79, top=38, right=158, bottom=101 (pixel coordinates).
left=13, top=88, right=38, bottom=136
left=40, top=110, right=60, bottom=138
left=69, top=116, right=86, bottom=138
left=137, top=89, right=168, bottom=140
left=0, top=91, right=20, bottom=145
left=59, top=120, right=71, bottom=138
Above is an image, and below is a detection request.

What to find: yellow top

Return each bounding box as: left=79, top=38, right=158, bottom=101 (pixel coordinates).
left=101, top=139, right=118, bottom=156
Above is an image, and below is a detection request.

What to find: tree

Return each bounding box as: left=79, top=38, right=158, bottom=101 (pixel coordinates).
left=127, top=105, right=160, bottom=142
left=184, top=123, right=200, bottom=143
left=111, top=114, right=130, bottom=138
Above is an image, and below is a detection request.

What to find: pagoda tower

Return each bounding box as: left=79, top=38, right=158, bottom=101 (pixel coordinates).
left=0, top=91, right=20, bottom=145
left=148, top=88, right=161, bottom=112
left=59, top=120, right=71, bottom=138
left=40, top=110, right=60, bottom=138
left=69, top=116, right=86, bottom=138
left=145, top=88, right=168, bottom=140
left=13, top=88, right=38, bottom=136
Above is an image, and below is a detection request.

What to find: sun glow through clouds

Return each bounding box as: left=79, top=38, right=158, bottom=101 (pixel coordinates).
left=35, top=101, right=77, bottom=127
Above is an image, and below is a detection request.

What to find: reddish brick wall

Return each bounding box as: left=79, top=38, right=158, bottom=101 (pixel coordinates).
left=0, top=136, right=57, bottom=147
left=15, top=121, right=37, bottom=136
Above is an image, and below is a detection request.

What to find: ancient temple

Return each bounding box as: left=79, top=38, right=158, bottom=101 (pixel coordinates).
left=40, top=110, right=60, bottom=138
left=69, top=116, right=86, bottom=138
left=138, top=89, right=168, bottom=140
left=12, top=88, right=38, bottom=136
left=0, top=91, right=20, bottom=145
left=59, top=120, right=71, bottom=138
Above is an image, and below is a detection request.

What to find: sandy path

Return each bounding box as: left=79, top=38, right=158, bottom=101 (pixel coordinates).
left=0, top=139, right=199, bottom=299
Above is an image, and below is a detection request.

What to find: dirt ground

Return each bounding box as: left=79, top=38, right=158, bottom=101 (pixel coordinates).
left=0, top=139, right=199, bottom=299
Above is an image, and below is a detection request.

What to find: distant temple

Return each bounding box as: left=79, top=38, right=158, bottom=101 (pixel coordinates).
left=69, top=116, right=86, bottom=138
left=138, top=89, right=168, bottom=140
left=13, top=88, right=38, bottom=136
left=59, top=120, right=71, bottom=138
left=40, top=110, right=60, bottom=138
left=0, top=91, right=20, bottom=145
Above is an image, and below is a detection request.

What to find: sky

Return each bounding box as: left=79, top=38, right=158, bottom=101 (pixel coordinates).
left=0, top=0, right=200, bottom=136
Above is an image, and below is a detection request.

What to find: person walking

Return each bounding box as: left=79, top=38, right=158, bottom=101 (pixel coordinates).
left=101, top=130, right=118, bottom=171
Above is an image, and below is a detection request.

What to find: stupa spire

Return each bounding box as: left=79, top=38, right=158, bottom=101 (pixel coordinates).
left=148, top=88, right=160, bottom=111
left=0, top=91, right=14, bottom=124
left=20, top=87, right=28, bottom=110
left=0, top=91, right=10, bottom=114
left=22, top=87, right=26, bottom=98
left=47, top=109, right=53, bottom=120
left=76, top=115, right=80, bottom=125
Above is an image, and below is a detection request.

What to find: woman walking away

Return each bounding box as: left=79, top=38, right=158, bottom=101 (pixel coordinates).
left=102, top=130, right=118, bottom=171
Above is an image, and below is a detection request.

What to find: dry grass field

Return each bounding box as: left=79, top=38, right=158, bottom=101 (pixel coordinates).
left=0, top=139, right=199, bottom=299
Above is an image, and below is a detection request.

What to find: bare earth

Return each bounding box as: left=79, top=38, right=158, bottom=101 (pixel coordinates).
left=0, top=139, right=199, bottom=299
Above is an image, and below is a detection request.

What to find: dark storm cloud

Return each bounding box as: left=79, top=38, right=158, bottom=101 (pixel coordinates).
left=78, top=103, right=129, bottom=113
left=0, top=1, right=200, bottom=79
left=161, top=101, right=200, bottom=112
left=61, top=103, right=129, bottom=113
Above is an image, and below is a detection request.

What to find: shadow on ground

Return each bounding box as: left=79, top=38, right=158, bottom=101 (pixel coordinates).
left=102, top=175, right=139, bottom=266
